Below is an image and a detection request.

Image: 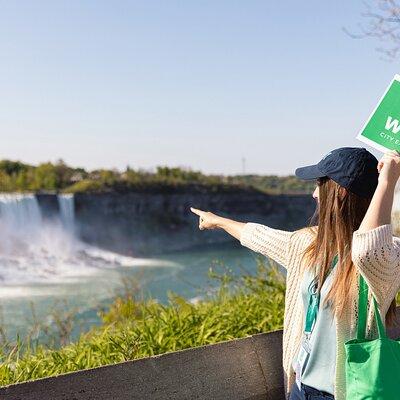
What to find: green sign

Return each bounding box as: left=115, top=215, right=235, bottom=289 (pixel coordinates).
left=357, top=74, right=400, bottom=152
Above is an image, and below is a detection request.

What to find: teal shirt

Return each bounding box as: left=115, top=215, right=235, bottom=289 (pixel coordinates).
left=292, top=267, right=337, bottom=395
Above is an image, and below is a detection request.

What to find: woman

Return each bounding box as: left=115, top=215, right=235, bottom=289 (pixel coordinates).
left=190, top=147, right=400, bottom=400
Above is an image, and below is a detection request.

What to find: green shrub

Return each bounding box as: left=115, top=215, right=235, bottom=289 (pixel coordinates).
left=64, top=179, right=105, bottom=193
left=0, top=258, right=285, bottom=386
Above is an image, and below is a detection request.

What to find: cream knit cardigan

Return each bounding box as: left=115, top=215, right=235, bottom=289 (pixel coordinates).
left=240, top=222, right=400, bottom=400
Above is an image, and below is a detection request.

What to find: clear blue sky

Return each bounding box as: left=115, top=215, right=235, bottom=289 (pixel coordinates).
left=0, top=1, right=398, bottom=175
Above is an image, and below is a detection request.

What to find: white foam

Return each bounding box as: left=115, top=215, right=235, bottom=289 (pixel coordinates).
left=81, top=245, right=179, bottom=268
left=0, top=285, right=61, bottom=298
left=0, top=193, right=180, bottom=295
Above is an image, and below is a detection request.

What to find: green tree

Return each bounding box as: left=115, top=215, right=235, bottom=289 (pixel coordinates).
left=33, top=163, right=58, bottom=190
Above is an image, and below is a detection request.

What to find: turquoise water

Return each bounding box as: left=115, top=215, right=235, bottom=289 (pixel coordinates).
left=0, top=241, right=261, bottom=343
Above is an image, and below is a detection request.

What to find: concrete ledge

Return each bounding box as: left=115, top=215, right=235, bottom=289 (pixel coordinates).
left=0, top=330, right=284, bottom=400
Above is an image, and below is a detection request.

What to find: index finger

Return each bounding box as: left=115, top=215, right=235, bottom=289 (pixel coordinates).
left=190, top=207, right=206, bottom=217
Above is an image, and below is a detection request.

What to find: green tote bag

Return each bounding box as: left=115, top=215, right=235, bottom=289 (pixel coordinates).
left=344, top=273, right=400, bottom=399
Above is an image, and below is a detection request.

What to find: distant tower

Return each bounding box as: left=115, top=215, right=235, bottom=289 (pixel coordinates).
left=241, top=157, right=246, bottom=175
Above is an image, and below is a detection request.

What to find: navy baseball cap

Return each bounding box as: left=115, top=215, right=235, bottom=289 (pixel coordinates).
left=295, top=147, right=379, bottom=198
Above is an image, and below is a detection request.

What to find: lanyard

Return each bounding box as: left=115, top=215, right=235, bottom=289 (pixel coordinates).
left=304, top=254, right=338, bottom=336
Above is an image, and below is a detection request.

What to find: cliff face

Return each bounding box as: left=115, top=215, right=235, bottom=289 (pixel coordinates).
left=36, top=193, right=60, bottom=219
left=73, top=190, right=316, bottom=256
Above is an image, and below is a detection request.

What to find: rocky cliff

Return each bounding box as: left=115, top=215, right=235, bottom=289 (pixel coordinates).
left=73, top=189, right=316, bottom=256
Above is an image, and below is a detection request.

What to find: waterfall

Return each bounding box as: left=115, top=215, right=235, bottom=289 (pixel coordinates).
left=0, top=194, right=46, bottom=260
left=58, top=194, right=75, bottom=235
left=0, top=193, right=78, bottom=283
left=0, top=193, right=76, bottom=240
left=0, top=193, right=174, bottom=286
left=0, top=194, right=43, bottom=237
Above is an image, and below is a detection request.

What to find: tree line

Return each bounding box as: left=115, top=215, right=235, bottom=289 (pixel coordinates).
left=0, top=159, right=314, bottom=194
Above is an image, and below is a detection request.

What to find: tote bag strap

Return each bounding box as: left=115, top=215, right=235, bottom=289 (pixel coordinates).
left=357, top=272, right=387, bottom=340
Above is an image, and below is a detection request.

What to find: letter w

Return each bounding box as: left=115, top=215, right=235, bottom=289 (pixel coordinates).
left=385, top=116, right=400, bottom=134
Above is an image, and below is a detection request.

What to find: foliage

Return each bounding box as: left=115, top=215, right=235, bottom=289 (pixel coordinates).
left=227, top=174, right=315, bottom=194
left=0, top=159, right=86, bottom=192
left=65, top=179, right=106, bottom=193
left=0, top=159, right=314, bottom=194
left=0, top=258, right=286, bottom=386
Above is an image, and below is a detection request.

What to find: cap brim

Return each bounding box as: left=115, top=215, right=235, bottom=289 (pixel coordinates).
left=295, top=164, right=326, bottom=180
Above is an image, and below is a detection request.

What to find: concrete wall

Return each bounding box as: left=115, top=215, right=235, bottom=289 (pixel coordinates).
left=2, top=308, right=400, bottom=400
left=0, top=330, right=284, bottom=400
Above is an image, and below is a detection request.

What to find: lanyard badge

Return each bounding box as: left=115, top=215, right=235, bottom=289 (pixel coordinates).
left=295, top=277, right=319, bottom=389
left=294, top=254, right=338, bottom=390
left=305, top=277, right=320, bottom=335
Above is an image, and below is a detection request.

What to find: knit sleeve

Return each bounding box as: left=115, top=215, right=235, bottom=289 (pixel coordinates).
left=240, top=222, right=297, bottom=269
left=351, top=224, right=399, bottom=307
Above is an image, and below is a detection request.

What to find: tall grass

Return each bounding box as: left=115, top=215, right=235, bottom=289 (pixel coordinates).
left=0, top=257, right=286, bottom=386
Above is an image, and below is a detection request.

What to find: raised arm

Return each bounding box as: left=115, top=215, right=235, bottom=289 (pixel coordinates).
left=238, top=222, right=296, bottom=268
left=190, top=207, right=299, bottom=269
left=357, top=149, right=400, bottom=232
left=351, top=150, right=400, bottom=306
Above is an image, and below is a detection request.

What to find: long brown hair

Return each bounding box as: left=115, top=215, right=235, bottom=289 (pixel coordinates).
left=302, top=176, right=397, bottom=326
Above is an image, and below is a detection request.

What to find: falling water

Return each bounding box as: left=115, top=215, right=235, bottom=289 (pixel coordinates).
left=58, top=194, right=75, bottom=235
left=0, top=193, right=178, bottom=286
left=0, top=193, right=42, bottom=239
left=0, top=193, right=46, bottom=261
